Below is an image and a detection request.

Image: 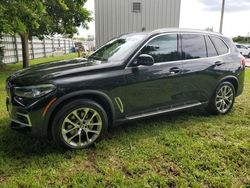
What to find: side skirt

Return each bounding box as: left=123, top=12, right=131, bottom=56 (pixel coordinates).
left=114, top=102, right=207, bottom=125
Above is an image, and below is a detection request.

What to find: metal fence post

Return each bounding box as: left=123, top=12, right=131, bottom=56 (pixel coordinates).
left=52, top=38, right=54, bottom=52
left=64, top=39, right=67, bottom=53
left=68, top=40, right=70, bottom=52
left=13, top=35, right=19, bottom=63
left=30, top=38, right=35, bottom=59
left=43, top=38, right=46, bottom=57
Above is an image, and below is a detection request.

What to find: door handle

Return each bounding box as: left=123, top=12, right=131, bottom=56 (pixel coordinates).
left=169, top=67, right=181, bottom=74
left=214, top=61, right=224, bottom=66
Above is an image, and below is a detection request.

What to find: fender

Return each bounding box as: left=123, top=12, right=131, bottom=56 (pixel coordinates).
left=43, top=90, right=116, bottom=136
left=211, top=75, right=239, bottom=97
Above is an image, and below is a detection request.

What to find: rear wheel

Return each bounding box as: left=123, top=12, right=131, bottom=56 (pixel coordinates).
left=207, top=82, right=235, bottom=115
left=52, top=99, right=108, bottom=149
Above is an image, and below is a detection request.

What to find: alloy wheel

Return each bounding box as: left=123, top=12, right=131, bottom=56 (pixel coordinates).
left=61, top=108, right=102, bottom=148
left=215, top=85, right=234, bottom=113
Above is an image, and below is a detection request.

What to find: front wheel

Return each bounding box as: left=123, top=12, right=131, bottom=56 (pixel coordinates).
left=52, top=99, right=108, bottom=149
left=207, top=82, right=235, bottom=115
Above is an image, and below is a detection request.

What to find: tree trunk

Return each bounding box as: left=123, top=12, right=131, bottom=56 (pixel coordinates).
left=20, top=32, right=29, bottom=68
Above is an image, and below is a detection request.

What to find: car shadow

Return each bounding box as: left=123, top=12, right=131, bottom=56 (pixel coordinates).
left=0, top=107, right=219, bottom=182
left=0, top=106, right=211, bottom=159
left=107, top=106, right=209, bottom=138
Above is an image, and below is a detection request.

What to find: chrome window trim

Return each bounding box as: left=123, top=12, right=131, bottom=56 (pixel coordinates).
left=126, top=32, right=231, bottom=68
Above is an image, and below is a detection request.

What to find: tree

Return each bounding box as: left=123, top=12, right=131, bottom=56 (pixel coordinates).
left=233, top=36, right=250, bottom=44
left=0, top=0, right=92, bottom=68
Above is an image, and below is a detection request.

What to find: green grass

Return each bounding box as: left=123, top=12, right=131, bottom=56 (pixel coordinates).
left=0, top=56, right=249, bottom=187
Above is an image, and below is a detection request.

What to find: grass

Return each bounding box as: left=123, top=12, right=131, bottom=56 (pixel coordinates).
left=0, top=55, right=249, bottom=187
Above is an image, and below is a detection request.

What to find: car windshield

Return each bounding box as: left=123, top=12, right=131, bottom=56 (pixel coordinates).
left=89, top=33, right=147, bottom=62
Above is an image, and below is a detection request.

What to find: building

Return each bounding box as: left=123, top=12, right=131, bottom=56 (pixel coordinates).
left=95, top=0, right=181, bottom=48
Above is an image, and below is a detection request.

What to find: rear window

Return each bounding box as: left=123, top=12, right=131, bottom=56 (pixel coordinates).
left=205, top=36, right=218, bottom=57
left=210, top=36, right=229, bottom=55
left=181, top=34, right=207, bottom=59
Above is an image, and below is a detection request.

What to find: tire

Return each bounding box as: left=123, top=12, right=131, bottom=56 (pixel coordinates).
left=207, top=81, right=235, bottom=115
left=52, top=99, right=108, bottom=149
left=248, top=53, right=250, bottom=58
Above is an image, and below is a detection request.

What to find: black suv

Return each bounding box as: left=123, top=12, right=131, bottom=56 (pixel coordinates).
left=6, top=29, right=245, bottom=149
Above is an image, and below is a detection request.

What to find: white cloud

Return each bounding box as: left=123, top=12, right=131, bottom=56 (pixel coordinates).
left=200, top=0, right=250, bottom=12
left=180, top=0, right=250, bottom=37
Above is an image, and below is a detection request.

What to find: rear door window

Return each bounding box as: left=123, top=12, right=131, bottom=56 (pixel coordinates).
left=181, top=34, right=207, bottom=59
left=210, top=36, right=229, bottom=55
left=205, top=36, right=218, bottom=57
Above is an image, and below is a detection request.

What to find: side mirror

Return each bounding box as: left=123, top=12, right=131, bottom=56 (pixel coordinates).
left=136, top=54, right=155, bottom=66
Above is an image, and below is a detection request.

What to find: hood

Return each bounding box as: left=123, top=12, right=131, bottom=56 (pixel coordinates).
left=8, top=58, right=122, bottom=86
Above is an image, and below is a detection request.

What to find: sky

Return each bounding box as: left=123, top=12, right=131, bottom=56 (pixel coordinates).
left=77, top=0, right=250, bottom=38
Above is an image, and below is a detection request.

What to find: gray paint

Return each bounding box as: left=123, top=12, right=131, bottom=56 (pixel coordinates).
left=95, top=0, right=181, bottom=47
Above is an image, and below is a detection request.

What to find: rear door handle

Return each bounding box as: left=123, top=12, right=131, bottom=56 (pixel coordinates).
left=169, top=67, right=181, bottom=74
left=214, top=61, right=224, bottom=66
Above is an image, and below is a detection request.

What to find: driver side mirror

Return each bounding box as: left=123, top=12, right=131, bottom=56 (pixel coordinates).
left=136, top=54, right=155, bottom=66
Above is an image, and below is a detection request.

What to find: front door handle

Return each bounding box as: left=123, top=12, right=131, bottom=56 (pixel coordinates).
left=214, top=61, right=224, bottom=66
left=169, top=67, right=181, bottom=74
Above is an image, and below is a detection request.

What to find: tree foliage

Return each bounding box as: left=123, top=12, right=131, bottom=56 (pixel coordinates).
left=0, top=0, right=92, bottom=68
left=233, top=36, right=250, bottom=44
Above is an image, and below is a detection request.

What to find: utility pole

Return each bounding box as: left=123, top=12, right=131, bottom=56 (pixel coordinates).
left=219, top=0, right=225, bottom=34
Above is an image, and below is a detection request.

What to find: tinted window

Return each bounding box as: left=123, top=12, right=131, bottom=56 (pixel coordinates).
left=89, top=33, right=147, bottom=62
left=210, top=36, right=229, bottom=55
left=205, top=36, right=218, bottom=57
left=140, top=34, right=179, bottom=63
left=181, top=34, right=207, bottom=59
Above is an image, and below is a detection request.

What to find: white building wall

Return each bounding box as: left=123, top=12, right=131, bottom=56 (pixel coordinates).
left=95, top=0, right=181, bottom=47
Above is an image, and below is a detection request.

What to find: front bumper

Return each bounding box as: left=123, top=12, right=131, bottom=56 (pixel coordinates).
left=6, top=94, right=53, bottom=138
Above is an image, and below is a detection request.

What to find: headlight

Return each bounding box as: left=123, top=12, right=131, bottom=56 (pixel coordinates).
left=14, top=84, right=56, bottom=99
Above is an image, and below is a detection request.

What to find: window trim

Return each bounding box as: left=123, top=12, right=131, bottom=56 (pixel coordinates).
left=180, top=33, right=207, bottom=60
left=126, top=33, right=231, bottom=68
left=139, top=34, right=180, bottom=64
left=205, top=35, right=219, bottom=57
left=209, top=35, right=229, bottom=56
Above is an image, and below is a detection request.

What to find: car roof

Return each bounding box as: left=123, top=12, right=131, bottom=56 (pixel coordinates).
left=126, top=28, right=224, bottom=37
left=118, top=28, right=227, bottom=44
left=153, top=28, right=222, bottom=36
